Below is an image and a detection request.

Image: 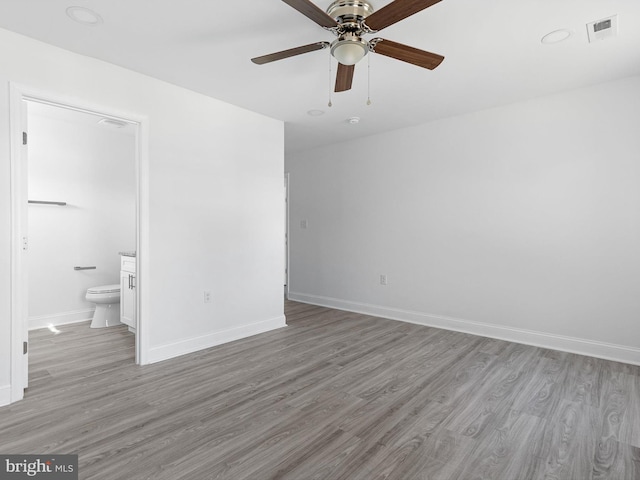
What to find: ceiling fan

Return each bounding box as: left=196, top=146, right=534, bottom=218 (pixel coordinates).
left=251, top=0, right=444, bottom=93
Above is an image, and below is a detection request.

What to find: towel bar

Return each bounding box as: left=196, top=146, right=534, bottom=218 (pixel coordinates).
left=28, top=200, right=67, bottom=206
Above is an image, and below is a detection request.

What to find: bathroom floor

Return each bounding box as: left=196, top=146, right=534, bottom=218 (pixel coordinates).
left=27, top=321, right=135, bottom=388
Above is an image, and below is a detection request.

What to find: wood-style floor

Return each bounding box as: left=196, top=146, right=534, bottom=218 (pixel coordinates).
left=1, top=301, right=639, bottom=479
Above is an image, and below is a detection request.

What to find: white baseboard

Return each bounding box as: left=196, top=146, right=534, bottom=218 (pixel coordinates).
left=0, top=384, right=11, bottom=407
left=147, top=315, right=287, bottom=364
left=28, top=309, right=94, bottom=330
left=288, top=292, right=640, bottom=366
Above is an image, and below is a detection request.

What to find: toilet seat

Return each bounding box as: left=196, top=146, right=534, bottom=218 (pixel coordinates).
left=87, top=284, right=120, bottom=295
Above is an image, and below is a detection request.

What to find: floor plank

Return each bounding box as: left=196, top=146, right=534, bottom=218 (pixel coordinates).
left=1, top=301, right=639, bottom=479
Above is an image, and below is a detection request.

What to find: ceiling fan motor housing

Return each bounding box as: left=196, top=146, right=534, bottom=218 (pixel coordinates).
left=326, top=0, right=375, bottom=26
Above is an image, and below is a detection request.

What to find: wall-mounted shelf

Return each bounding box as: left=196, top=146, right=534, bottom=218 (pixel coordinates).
left=28, top=200, right=67, bottom=206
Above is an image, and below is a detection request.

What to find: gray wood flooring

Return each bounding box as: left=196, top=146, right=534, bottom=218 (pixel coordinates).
left=1, top=301, right=639, bottom=479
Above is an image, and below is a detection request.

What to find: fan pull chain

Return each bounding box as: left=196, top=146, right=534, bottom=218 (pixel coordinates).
left=328, top=52, right=333, bottom=107
left=366, top=54, right=372, bottom=106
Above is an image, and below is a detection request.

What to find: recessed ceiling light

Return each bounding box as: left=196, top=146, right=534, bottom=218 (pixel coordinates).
left=66, top=6, right=103, bottom=26
left=307, top=109, right=325, bottom=117
left=541, top=29, right=572, bottom=44
left=347, top=116, right=360, bottom=124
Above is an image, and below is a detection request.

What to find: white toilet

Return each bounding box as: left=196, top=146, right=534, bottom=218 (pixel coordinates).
left=86, top=284, right=122, bottom=328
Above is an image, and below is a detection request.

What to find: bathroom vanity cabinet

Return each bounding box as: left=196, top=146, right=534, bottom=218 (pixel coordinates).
left=120, top=254, right=136, bottom=333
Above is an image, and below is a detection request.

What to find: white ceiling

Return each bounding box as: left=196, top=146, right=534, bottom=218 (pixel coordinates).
left=1, top=0, right=639, bottom=152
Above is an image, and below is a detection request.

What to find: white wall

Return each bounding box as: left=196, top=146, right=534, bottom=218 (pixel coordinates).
left=27, top=104, right=136, bottom=327
left=287, top=76, right=640, bottom=364
left=0, top=28, right=285, bottom=405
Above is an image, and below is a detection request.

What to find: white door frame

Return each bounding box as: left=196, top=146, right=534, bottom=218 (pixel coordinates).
left=284, top=173, right=290, bottom=299
left=9, top=83, right=150, bottom=403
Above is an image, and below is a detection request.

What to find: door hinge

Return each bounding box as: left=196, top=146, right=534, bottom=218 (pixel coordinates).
left=23, top=341, right=28, bottom=355
left=22, top=131, right=27, bottom=145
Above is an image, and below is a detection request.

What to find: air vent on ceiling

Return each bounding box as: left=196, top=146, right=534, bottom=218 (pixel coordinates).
left=587, top=15, right=618, bottom=43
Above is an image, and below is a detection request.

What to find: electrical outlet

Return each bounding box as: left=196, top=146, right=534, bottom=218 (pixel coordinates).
left=300, top=219, right=308, bottom=229
left=380, top=274, right=387, bottom=285
left=204, top=291, right=212, bottom=303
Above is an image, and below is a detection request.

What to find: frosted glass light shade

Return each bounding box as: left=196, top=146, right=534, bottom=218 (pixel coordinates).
left=331, top=39, right=368, bottom=65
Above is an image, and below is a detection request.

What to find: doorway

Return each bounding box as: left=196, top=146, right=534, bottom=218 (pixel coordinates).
left=9, top=85, right=147, bottom=403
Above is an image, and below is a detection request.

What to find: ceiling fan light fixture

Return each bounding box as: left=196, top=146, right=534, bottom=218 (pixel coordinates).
left=331, top=36, right=368, bottom=66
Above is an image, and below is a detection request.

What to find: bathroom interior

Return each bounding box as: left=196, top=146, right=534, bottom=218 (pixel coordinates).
left=27, top=101, right=137, bottom=359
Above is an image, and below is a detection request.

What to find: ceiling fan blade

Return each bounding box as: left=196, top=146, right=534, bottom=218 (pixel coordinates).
left=251, top=42, right=329, bottom=65
left=335, top=63, right=355, bottom=92
left=364, top=0, right=442, bottom=32
left=371, top=38, right=444, bottom=70
left=281, top=0, right=339, bottom=28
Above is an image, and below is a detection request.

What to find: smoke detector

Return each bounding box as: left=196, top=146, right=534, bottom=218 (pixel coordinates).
left=587, top=15, right=618, bottom=43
